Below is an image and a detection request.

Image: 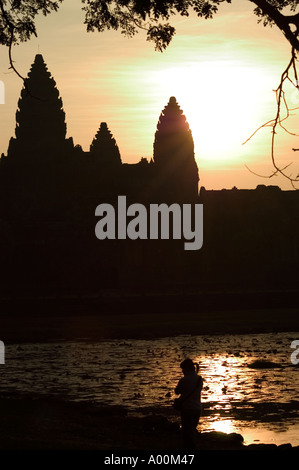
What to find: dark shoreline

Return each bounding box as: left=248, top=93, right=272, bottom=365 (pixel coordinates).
left=1, top=290, right=299, bottom=344
left=0, top=395, right=298, bottom=451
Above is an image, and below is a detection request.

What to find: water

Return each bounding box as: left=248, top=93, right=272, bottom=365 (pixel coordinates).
left=1, top=331, right=299, bottom=446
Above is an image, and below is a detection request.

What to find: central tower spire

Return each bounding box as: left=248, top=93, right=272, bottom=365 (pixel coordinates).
left=153, top=96, right=199, bottom=201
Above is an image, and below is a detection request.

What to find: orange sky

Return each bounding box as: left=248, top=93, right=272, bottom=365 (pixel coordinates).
left=0, top=0, right=299, bottom=190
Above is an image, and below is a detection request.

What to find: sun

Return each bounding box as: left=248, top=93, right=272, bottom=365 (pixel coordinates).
left=149, top=60, right=273, bottom=165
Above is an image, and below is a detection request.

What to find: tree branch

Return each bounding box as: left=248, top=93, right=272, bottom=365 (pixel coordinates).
left=244, top=47, right=299, bottom=188
left=249, top=0, right=299, bottom=51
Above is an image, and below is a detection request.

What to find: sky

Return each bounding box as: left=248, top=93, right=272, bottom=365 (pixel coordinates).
left=0, top=0, right=299, bottom=190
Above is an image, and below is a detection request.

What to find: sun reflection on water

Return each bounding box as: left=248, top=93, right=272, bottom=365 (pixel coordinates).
left=206, top=418, right=237, bottom=435
left=194, top=353, right=254, bottom=407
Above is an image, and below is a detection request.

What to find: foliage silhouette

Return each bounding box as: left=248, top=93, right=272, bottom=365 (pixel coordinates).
left=1, top=1, right=299, bottom=52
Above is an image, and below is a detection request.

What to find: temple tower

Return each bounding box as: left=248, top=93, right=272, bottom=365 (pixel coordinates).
left=7, top=54, right=72, bottom=163
left=153, top=96, right=199, bottom=201
left=90, top=122, right=122, bottom=167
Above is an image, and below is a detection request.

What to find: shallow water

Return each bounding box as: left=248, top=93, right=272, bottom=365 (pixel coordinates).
left=1, top=331, right=299, bottom=446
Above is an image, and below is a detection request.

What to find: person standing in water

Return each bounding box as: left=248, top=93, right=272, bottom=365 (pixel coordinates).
left=175, top=358, right=203, bottom=449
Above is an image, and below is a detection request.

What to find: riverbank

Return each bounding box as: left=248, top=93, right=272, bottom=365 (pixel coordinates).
left=1, top=293, right=299, bottom=452
left=1, top=291, right=299, bottom=343
left=0, top=396, right=297, bottom=451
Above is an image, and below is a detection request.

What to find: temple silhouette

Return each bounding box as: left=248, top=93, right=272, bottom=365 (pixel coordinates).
left=0, top=54, right=298, bottom=300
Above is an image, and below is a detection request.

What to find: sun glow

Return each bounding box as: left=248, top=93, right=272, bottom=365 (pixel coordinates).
left=210, top=419, right=238, bottom=435
left=148, top=61, right=274, bottom=165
